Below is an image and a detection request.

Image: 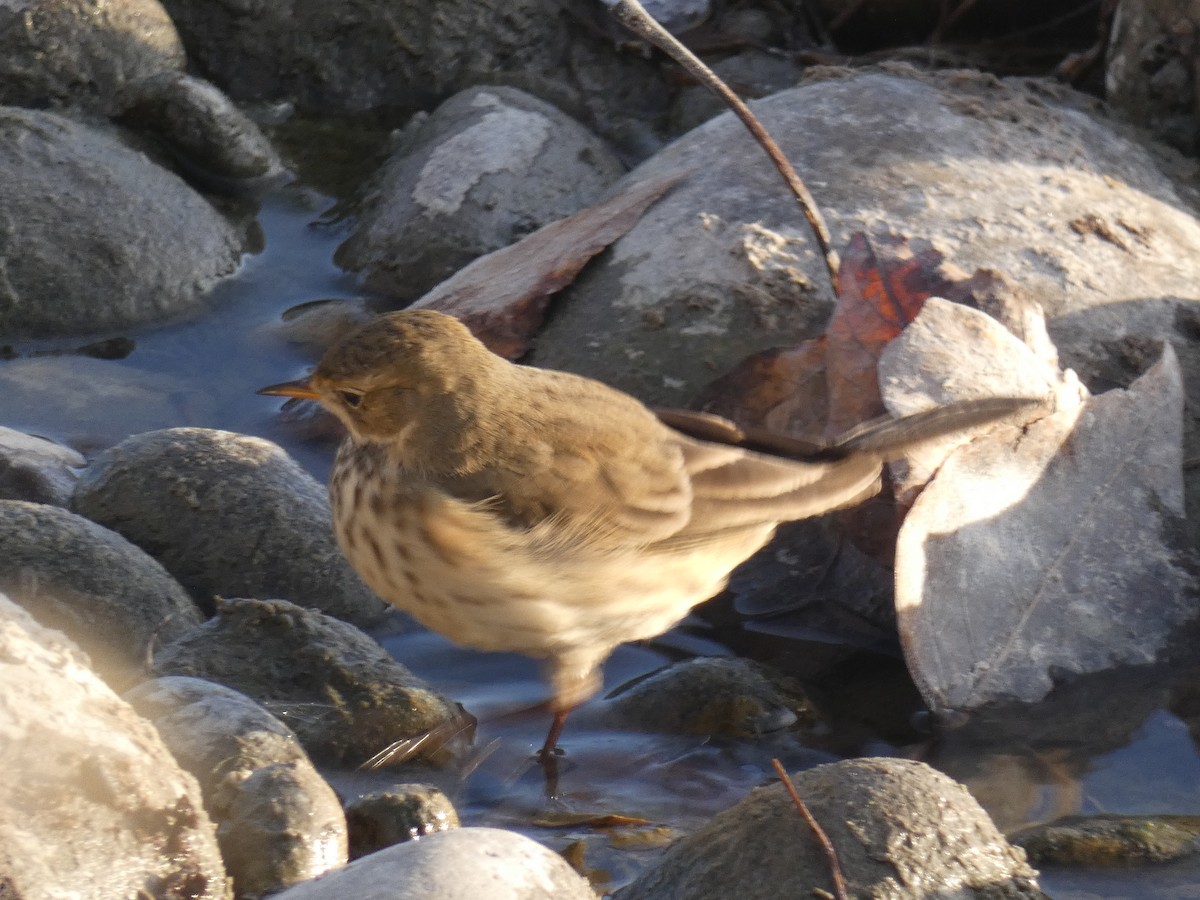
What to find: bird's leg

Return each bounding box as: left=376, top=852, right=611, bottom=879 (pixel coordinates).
left=538, top=707, right=572, bottom=797
left=539, top=707, right=571, bottom=763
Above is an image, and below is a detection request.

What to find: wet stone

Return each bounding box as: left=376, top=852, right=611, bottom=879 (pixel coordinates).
left=0, top=427, right=84, bottom=506
left=0, top=593, right=230, bottom=899
left=125, top=676, right=349, bottom=897
left=346, top=784, right=460, bottom=858
left=0, top=499, right=201, bottom=690
left=270, top=827, right=596, bottom=900
left=151, top=597, right=464, bottom=768
left=72, top=427, right=389, bottom=627
left=599, top=656, right=812, bottom=738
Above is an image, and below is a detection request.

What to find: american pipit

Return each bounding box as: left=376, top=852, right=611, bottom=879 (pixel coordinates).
left=261, top=310, right=1033, bottom=760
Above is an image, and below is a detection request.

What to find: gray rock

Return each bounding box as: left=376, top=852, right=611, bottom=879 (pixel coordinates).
left=118, top=71, right=286, bottom=191
left=0, top=427, right=84, bottom=506
left=125, top=676, right=348, bottom=898
left=616, top=758, right=1045, bottom=899
left=0, top=107, right=246, bottom=337
left=151, top=597, right=463, bottom=768
left=531, top=67, right=1200, bottom=412
left=337, top=85, right=624, bottom=305
left=668, top=50, right=804, bottom=134
left=0, top=0, right=185, bottom=114
left=599, top=657, right=808, bottom=738
left=0, top=593, right=231, bottom=899
left=346, top=784, right=459, bottom=858
left=271, top=827, right=596, bottom=900
left=0, top=500, right=201, bottom=689
left=72, top=427, right=389, bottom=626
left=1106, top=0, right=1200, bottom=153
left=156, top=0, right=571, bottom=117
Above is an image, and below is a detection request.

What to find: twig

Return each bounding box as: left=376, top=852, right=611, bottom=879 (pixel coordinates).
left=602, top=0, right=841, bottom=294
left=771, top=758, right=849, bottom=900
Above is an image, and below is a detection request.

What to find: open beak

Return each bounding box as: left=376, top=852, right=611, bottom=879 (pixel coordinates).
left=257, top=378, right=320, bottom=400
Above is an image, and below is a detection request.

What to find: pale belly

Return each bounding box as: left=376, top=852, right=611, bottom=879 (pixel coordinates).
left=330, top=472, right=775, bottom=661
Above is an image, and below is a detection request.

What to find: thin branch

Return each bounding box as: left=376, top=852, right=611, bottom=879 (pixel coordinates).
left=603, top=0, right=841, bottom=294
left=771, top=758, right=849, bottom=900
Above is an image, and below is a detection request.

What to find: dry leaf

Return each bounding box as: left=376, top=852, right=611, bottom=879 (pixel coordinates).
left=696, top=338, right=828, bottom=436
left=895, top=345, right=1191, bottom=714
left=878, top=297, right=1058, bottom=502
left=824, top=232, right=961, bottom=437
left=412, top=171, right=690, bottom=358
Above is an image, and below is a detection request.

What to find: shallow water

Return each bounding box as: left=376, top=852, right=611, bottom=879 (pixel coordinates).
left=8, top=178, right=1200, bottom=896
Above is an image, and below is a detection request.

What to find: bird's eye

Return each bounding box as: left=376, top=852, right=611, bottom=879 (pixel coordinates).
left=338, top=389, right=365, bottom=409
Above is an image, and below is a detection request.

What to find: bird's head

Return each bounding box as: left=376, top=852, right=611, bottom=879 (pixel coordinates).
left=259, top=310, right=503, bottom=452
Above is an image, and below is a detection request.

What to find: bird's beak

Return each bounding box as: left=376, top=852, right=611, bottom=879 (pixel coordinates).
left=257, top=378, right=320, bottom=400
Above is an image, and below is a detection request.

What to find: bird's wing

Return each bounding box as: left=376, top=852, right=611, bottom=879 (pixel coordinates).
left=435, top=374, right=696, bottom=548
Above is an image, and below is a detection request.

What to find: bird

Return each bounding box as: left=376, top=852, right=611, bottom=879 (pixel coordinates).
left=260, top=309, right=1034, bottom=763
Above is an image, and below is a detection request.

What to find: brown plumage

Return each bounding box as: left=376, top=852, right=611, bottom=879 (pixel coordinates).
left=261, top=309, right=1034, bottom=760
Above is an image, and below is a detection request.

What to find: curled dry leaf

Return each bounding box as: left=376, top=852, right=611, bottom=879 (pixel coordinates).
left=878, top=297, right=1059, bottom=503
left=894, top=345, right=1192, bottom=715
left=412, top=171, right=690, bottom=359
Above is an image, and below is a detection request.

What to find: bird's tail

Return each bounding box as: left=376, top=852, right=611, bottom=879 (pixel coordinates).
left=832, top=396, right=1042, bottom=459
left=656, top=396, right=1041, bottom=463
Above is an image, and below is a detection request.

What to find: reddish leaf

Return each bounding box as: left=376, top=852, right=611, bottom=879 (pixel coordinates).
left=824, top=232, right=964, bottom=437
left=413, top=171, right=691, bottom=359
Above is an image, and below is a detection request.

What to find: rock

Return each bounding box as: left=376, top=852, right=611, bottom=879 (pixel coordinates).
left=558, top=0, right=712, bottom=39
left=0, top=356, right=212, bottom=453
left=270, top=827, right=596, bottom=900
left=118, top=71, right=287, bottom=191
left=336, top=85, right=624, bottom=305
left=1106, top=0, right=1200, bottom=153
left=125, top=676, right=348, bottom=897
left=1012, top=814, right=1200, bottom=866
left=0, top=0, right=185, bottom=113
left=0, top=593, right=230, bottom=899
left=151, top=597, right=463, bottom=768
left=345, top=785, right=459, bottom=858
left=530, top=67, right=1200, bottom=414
left=0, top=427, right=84, bottom=506
left=0, top=500, right=201, bottom=689
left=599, top=657, right=810, bottom=738
left=156, top=0, right=571, bottom=117
left=72, top=427, right=389, bottom=626
left=0, top=107, right=246, bottom=338
left=669, top=50, right=804, bottom=134
left=616, top=758, right=1045, bottom=899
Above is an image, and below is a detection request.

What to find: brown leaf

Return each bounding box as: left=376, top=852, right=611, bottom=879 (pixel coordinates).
left=413, top=171, right=691, bottom=359
left=533, top=811, right=655, bottom=829
left=695, top=337, right=828, bottom=436
left=878, top=297, right=1060, bottom=504
left=825, top=232, right=964, bottom=437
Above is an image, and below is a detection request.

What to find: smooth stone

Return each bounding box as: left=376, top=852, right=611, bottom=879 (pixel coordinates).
left=346, top=784, right=460, bottom=858
left=151, top=597, right=463, bottom=768
left=0, top=427, right=85, bottom=506
left=336, top=85, right=624, bottom=305
left=72, top=427, right=389, bottom=626
left=125, top=676, right=348, bottom=896
left=0, top=499, right=201, bottom=689
left=271, top=827, right=596, bottom=900
left=0, top=107, right=245, bottom=337
left=616, top=757, right=1046, bottom=899
left=0, top=593, right=230, bottom=899
left=0, top=0, right=184, bottom=113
